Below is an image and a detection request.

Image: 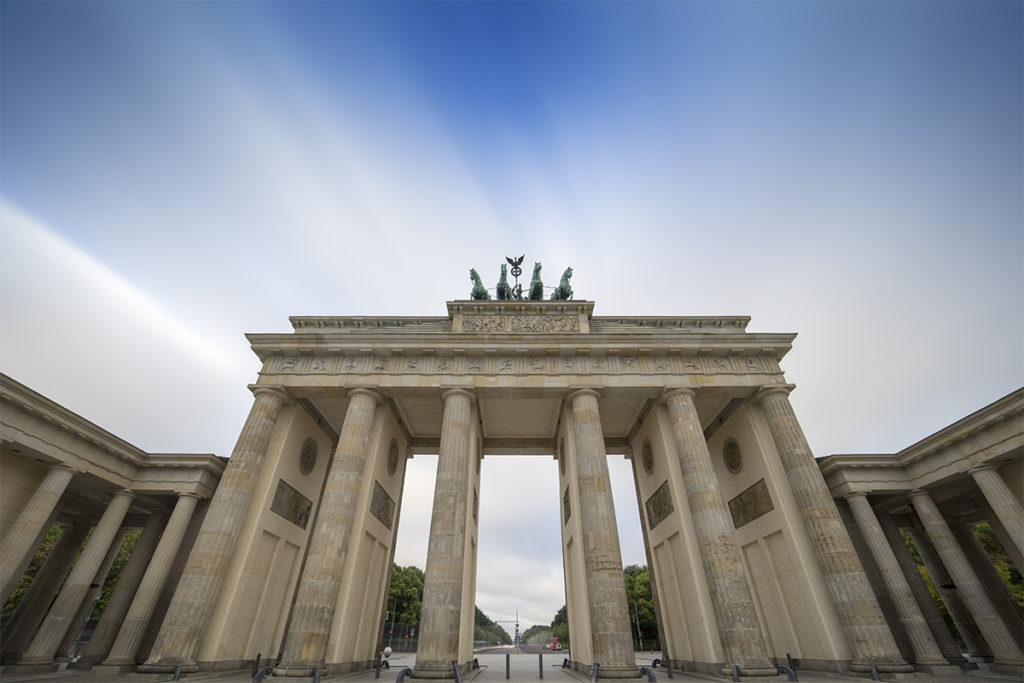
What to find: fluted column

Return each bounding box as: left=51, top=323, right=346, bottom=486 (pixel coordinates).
left=967, top=465, right=1024, bottom=560
left=877, top=515, right=963, bottom=665
left=950, top=524, right=1024, bottom=641
left=16, top=489, right=134, bottom=668
left=139, top=386, right=287, bottom=673
left=1, top=521, right=89, bottom=663
left=569, top=389, right=638, bottom=679
left=908, top=527, right=990, bottom=658
left=909, top=490, right=1024, bottom=670
left=79, top=512, right=166, bottom=665
left=414, top=389, right=474, bottom=679
left=663, top=389, right=774, bottom=676
left=0, top=464, right=76, bottom=600
left=755, top=386, right=910, bottom=672
left=276, top=388, right=381, bottom=676
left=97, top=493, right=200, bottom=671
left=55, top=528, right=129, bottom=663
left=844, top=493, right=949, bottom=667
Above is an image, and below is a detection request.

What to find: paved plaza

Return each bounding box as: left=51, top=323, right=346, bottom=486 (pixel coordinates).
left=2, top=653, right=1021, bottom=683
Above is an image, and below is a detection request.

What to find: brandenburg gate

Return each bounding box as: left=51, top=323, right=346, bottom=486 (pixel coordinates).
left=125, top=291, right=914, bottom=679
left=17, top=271, right=1020, bottom=679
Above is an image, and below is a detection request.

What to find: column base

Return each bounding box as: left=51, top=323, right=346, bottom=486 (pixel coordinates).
left=412, top=659, right=471, bottom=679
left=137, top=661, right=200, bottom=674
left=275, top=663, right=318, bottom=677
left=720, top=663, right=778, bottom=677
left=850, top=659, right=915, bottom=674
left=991, top=660, right=1024, bottom=676
left=92, top=663, right=141, bottom=675
left=5, top=662, right=60, bottom=674
left=913, top=664, right=962, bottom=675
left=593, top=664, right=642, bottom=679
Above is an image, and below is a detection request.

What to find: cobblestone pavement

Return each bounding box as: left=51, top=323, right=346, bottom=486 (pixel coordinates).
left=2, top=653, right=1019, bottom=683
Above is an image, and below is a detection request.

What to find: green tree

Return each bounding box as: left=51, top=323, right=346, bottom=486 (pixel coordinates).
left=474, top=606, right=512, bottom=643
left=386, top=564, right=425, bottom=625
left=973, top=522, right=1024, bottom=608
left=550, top=604, right=569, bottom=647
left=522, top=624, right=553, bottom=645
left=623, top=565, right=658, bottom=649
left=1, top=524, right=64, bottom=627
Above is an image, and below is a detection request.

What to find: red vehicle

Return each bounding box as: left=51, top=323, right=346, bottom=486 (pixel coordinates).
left=549, top=637, right=562, bottom=650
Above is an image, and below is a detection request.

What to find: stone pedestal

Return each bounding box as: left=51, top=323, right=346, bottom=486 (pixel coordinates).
left=14, top=489, right=134, bottom=671
left=663, top=389, right=775, bottom=676
left=276, top=388, right=381, bottom=676
left=95, top=493, right=200, bottom=673
left=0, top=464, right=76, bottom=599
left=569, top=389, right=638, bottom=679
left=139, top=386, right=287, bottom=673
left=414, top=389, right=474, bottom=679
left=909, top=490, right=1024, bottom=672
left=844, top=493, right=953, bottom=671
left=756, top=387, right=911, bottom=673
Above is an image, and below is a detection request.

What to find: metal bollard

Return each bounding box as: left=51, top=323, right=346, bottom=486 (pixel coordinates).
left=171, top=665, right=181, bottom=681
left=452, top=660, right=463, bottom=683
left=253, top=666, right=274, bottom=683
left=539, top=653, right=544, bottom=679
left=375, top=653, right=382, bottom=679
left=313, top=667, right=320, bottom=683
left=732, top=665, right=740, bottom=682
left=506, top=652, right=510, bottom=679
left=664, top=655, right=673, bottom=680
left=870, top=664, right=880, bottom=682
left=396, top=667, right=413, bottom=682
left=786, top=653, right=795, bottom=672
left=777, top=666, right=798, bottom=681
left=562, top=658, right=569, bottom=669
left=591, top=661, right=600, bottom=682
left=639, top=666, right=657, bottom=681
left=252, top=653, right=262, bottom=678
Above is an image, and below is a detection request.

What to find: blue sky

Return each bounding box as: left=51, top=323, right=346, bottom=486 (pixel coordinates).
left=2, top=1, right=1021, bottom=631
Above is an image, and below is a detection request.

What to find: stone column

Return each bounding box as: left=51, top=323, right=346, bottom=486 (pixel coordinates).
left=844, top=493, right=950, bottom=668
left=79, top=512, right=166, bottom=666
left=96, top=493, right=200, bottom=672
left=0, top=464, right=76, bottom=600
left=15, top=489, right=134, bottom=669
left=0, top=521, right=90, bottom=663
left=55, top=528, right=129, bottom=663
left=877, top=515, right=963, bottom=665
left=755, top=386, right=910, bottom=672
left=569, top=389, right=638, bottom=679
left=909, top=490, right=1024, bottom=671
left=951, top=524, right=1024, bottom=641
left=908, top=527, right=990, bottom=658
left=663, top=389, right=775, bottom=676
left=967, top=465, right=1024, bottom=560
left=414, top=389, right=474, bottom=679
left=276, top=388, right=381, bottom=676
left=139, top=386, right=287, bottom=673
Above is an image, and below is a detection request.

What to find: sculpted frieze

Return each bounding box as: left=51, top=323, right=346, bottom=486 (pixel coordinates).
left=461, top=314, right=579, bottom=333
left=269, top=353, right=777, bottom=376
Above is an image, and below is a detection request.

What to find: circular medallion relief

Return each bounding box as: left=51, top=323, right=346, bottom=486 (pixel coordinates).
left=723, top=438, right=742, bottom=474
left=299, top=438, right=318, bottom=475
left=642, top=440, right=654, bottom=474
left=387, top=440, right=399, bottom=476
left=559, top=438, right=566, bottom=476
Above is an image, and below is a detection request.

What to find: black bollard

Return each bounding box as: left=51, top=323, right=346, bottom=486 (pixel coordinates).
left=451, top=660, right=463, bottom=683
left=732, top=665, right=740, bottom=682
left=591, top=662, right=600, bottom=682
left=171, top=665, right=181, bottom=681
left=506, top=652, right=510, bottom=679
left=871, top=664, right=880, bottom=682
left=313, top=667, right=320, bottom=683
left=252, top=653, right=262, bottom=678
left=539, top=653, right=544, bottom=679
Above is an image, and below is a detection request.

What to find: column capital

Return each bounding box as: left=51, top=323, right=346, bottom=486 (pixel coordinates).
left=49, top=462, right=81, bottom=475
left=567, top=387, right=602, bottom=402
left=111, top=488, right=135, bottom=501
left=753, top=384, right=795, bottom=403
left=347, top=387, right=382, bottom=403
left=441, top=387, right=475, bottom=403
left=908, top=488, right=931, bottom=501
left=176, top=491, right=203, bottom=501
left=249, top=385, right=288, bottom=403
left=842, top=490, right=870, bottom=502
left=966, top=463, right=995, bottom=475
left=660, top=386, right=695, bottom=403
